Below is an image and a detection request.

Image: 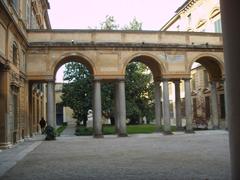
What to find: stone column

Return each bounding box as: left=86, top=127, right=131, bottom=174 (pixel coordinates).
left=174, top=80, right=182, bottom=130
left=220, top=1, right=240, bottom=178
left=114, top=82, right=120, bottom=134
left=116, top=80, right=127, bottom=137
left=34, top=93, right=38, bottom=133
left=28, top=83, right=33, bottom=137
left=47, top=81, right=56, bottom=128
left=210, top=81, right=219, bottom=129
left=0, top=68, right=11, bottom=148
left=93, top=80, right=103, bottom=138
left=154, top=81, right=161, bottom=131
left=184, top=78, right=194, bottom=133
left=162, top=79, right=172, bottom=134
left=223, top=79, right=228, bottom=129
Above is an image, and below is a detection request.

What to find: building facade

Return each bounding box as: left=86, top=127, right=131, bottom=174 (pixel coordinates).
left=161, top=0, right=225, bottom=128
left=0, top=0, right=225, bottom=149
left=161, top=0, right=221, bottom=33
left=55, top=83, right=76, bottom=126
left=0, top=0, right=50, bottom=148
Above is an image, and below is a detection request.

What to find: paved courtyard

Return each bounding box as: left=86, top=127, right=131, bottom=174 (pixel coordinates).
left=0, top=130, right=230, bottom=180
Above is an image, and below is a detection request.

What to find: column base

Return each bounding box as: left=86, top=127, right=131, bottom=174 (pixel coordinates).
left=162, top=131, right=173, bottom=135
left=155, top=126, right=162, bottom=133
left=118, top=133, right=128, bottom=137
left=93, top=134, right=104, bottom=138
left=212, top=126, right=219, bottom=130
left=0, top=142, right=13, bottom=149
left=176, top=127, right=184, bottom=131
left=185, top=129, right=195, bottom=134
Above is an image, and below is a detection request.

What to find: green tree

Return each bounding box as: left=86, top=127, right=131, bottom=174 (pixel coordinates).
left=61, top=62, right=93, bottom=125
left=100, top=15, right=119, bottom=30
left=125, top=62, right=154, bottom=124
left=122, top=17, right=142, bottom=30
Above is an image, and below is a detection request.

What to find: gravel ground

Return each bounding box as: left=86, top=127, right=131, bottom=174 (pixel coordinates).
left=1, top=130, right=230, bottom=180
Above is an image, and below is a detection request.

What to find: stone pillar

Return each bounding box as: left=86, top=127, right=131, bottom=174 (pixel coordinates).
left=28, top=83, right=33, bottom=137
left=47, top=81, right=56, bottom=128
left=184, top=78, right=194, bottom=133
left=93, top=80, right=103, bottom=138
left=154, top=81, right=161, bottom=131
left=0, top=67, right=11, bottom=148
left=116, top=80, right=127, bottom=137
left=114, top=82, right=120, bottom=134
left=223, top=79, right=228, bottom=129
left=210, top=81, right=219, bottom=129
left=174, top=80, right=182, bottom=130
left=162, top=79, right=172, bottom=134
left=220, top=1, right=240, bottom=178
left=34, top=93, right=38, bottom=133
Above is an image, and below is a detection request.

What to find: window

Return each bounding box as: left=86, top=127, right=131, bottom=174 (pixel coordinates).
left=205, top=96, right=210, bottom=119
left=21, top=50, right=26, bottom=72
left=214, top=19, right=222, bottom=33
left=193, top=98, right=197, bottom=118
left=177, top=25, right=180, bottom=31
left=13, top=42, right=18, bottom=65
left=204, top=70, right=209, bottom=88
left=220, top=94, right=225, bottom=118
left=191, top=73, right=196, bottom=90
left=187, top=14, right=192, bottom=27
left=26, top=0, right=31, bottom=28
left=12, top=0, right=19, bottom=12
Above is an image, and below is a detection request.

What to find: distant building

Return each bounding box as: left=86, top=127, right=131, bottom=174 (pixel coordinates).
left=161, top=0, right=225, bottom=128
left=161, top=0, right=221, bottom=33
left=55, top=83, right=77, bottom=125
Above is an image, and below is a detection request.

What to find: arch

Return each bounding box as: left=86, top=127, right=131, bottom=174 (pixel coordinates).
left=209, top=7, right=221, bottom=20
left=188, top=54, right=224, bottom=81
left=52, top=52, right=96, bottom=79
left=196, top=19, right=207, bottom=29
left=123, top=53, right=166, bottom=81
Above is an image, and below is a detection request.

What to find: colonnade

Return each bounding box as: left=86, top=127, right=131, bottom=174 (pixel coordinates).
left=45, top=77, right=222, bottom=137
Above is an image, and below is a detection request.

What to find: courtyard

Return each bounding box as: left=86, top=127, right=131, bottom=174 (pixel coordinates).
left=0, top=130, right=230, bottom=180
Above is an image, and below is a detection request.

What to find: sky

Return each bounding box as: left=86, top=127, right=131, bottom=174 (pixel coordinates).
left=48, top=0, right=186, bottom=81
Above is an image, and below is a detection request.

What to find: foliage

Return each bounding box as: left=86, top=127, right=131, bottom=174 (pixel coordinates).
left=122, top=17, right=142, bottom=30
left=61, top=62, right=93, bottom=125
left=75, top=125, right=178, bottom=136
left=45, top=126, right=56, bottom=140
left=56, top=124, right=67, bottom=136
left=100, top=15, right=119, bottom=30
left=125, top=62, right=154, bottom=123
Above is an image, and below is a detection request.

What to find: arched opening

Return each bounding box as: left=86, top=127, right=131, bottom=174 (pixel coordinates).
left=53, top=56, right=94, bottom=135
left=27, top=54, right=96, bottom=137
left=123, top=55, right=163, bottom=133
left=190, top=56, right=225, bottom=129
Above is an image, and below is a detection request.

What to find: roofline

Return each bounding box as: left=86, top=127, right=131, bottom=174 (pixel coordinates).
left=160, top=14, right=180, bottom=31
left=160, top=0, right=196, bottom=31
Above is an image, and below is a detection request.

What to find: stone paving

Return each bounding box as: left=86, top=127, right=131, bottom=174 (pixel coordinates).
left=0, top=130, right=231, bottom=180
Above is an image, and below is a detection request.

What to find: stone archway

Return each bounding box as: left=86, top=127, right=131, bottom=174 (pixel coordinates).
left=123, top=54, right=169, bottom=133
left=53, top=54, right=96, bottom=79
left=47, top=54, right=96, bottom=129
left=189, top=55, right=225, bottom=129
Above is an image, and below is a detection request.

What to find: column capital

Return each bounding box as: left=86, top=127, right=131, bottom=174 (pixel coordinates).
left=209, top=80, right=219, bottom=84
left=93, top=79, right=102, bottom=83
left=172, top=79, right=181, bottom=85
left=161, top=78, right=170, bottom=82
left=182, top=78, right=191, bottom=81
left=115, top=78, right=125, bottom=83
left=46, top=79, right=55, bottom=83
